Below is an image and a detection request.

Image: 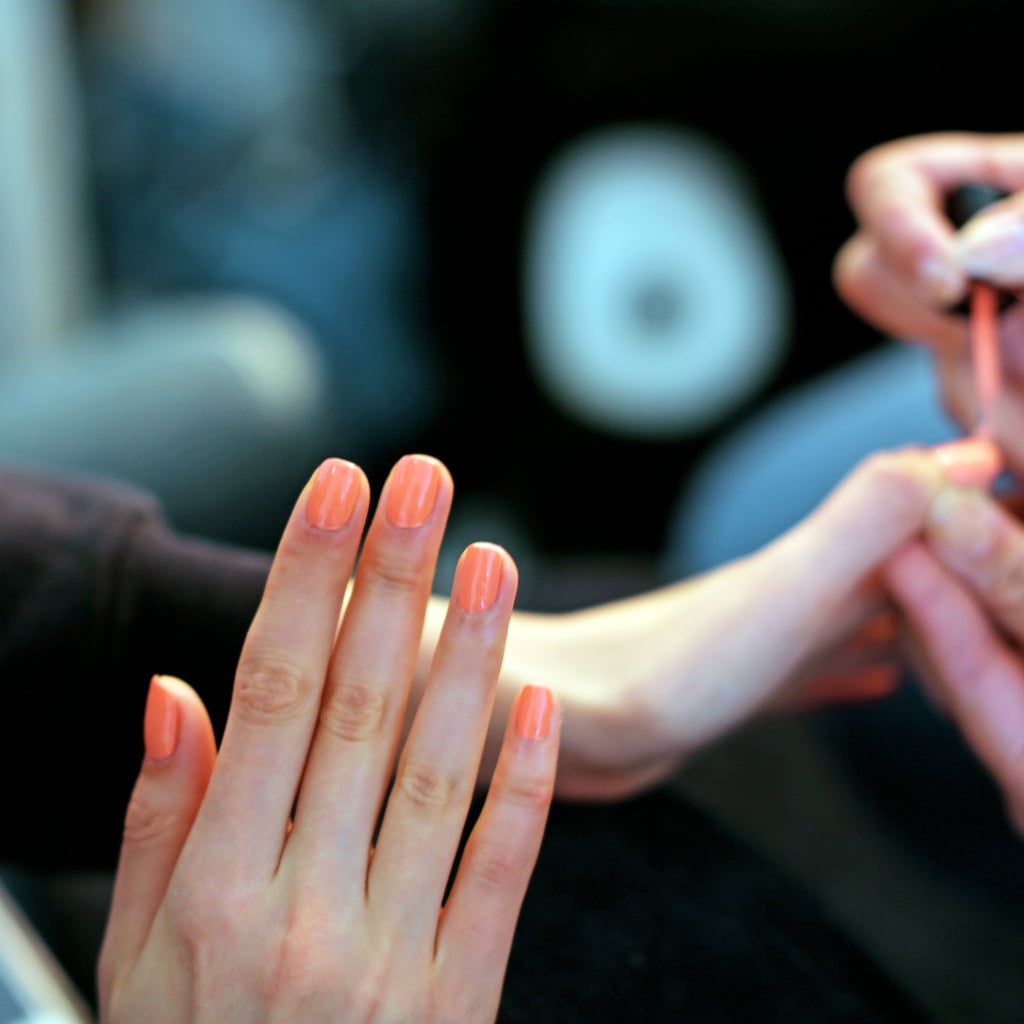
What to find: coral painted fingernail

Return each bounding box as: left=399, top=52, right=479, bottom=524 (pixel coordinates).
left=932, top=438, right=1003, bottom=488
left=144, top=675, right=179, bottom=761
left=515, top=686, right=553, bottom=742
left=456, top=543, right=504, bottom=613
left=306, top=458, right=360, bottom=530
left=385, top=455, right=441, bottom=528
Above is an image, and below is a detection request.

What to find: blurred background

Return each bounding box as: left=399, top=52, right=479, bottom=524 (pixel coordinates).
left=10, top=0, right=1010, bottom=570
left=5, top=0, right=1024, bottom=1020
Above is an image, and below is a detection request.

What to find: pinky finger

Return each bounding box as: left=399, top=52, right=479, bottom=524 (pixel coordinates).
left=98, top=676, right=217, bottom=1007
left=437, top=686, right=560, bottom=1011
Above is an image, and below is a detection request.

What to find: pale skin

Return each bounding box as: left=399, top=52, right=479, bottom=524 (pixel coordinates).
left=100, top=438, right=1005, bottom=1019
left=101, top=438, right=1009, bottom=1020
left=98, top=131, right=1024, bottom=1019
left=833, top=130, right=1024, bottom=467
left=830, top=127, right=1024, bottom=832
left=99, top=454, right=560, bottom=1023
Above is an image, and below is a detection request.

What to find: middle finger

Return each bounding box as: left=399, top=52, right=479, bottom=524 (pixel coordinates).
left=286, top=454, right=453, bottom=889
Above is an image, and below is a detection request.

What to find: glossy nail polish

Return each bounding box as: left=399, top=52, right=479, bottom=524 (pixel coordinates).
left=456, top=543, right=504, bottom=613
left=515, top=686, right=553, bottom=741
left=385, top=455, right=441, bottom=528
left=933, top=438, right=1003, bottom=489
left=306, top=458, right=360, bottom=529
left=144, top=675, right=178, bottom=761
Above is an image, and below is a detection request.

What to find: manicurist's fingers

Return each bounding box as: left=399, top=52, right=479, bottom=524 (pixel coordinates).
left=923, top=484, right=1024, bottom=648
left=438, top=685, right=560, bottom=1017
left=286, top=455, right=453, bottom=885
left=844, top=145, right=964, bottom=308
left=885, top=542, right=1024, bottom=828
left=99, top=676, right=217, bottom=998
left=194, top=459, right=369, bottom=879
left=367, top=544, right=518, bottom=943
left=844, top=132, right=1024, bottom=307
left=832, top=232, right=968, bottom=348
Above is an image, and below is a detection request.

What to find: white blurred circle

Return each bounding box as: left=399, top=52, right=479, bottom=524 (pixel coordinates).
left=522, top=124, right=790, bottom=437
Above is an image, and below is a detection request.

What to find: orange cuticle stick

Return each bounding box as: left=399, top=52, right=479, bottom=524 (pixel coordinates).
left=970, top=280, right=1001, bottom=439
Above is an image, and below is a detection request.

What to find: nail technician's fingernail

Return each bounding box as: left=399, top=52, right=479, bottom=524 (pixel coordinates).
left=456, top=543, right=504, bottom=613
left=386, top=455, right=441, bottom=528
left=932, top=438, right=1003, bottom=488
left=927, top=488, right=996, bottom=561
left=957, top=210, right=1024, bottom=284
left=515, top=686, right=553, bottom=742
left=306, top=458, right=360, bottom=530
left=918, top=253, right=966, bottom=307
left=144, top=675, right=179, bottom=761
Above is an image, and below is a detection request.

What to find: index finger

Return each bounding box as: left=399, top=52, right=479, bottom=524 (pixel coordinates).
left=187, top=459, right=370, bottom=881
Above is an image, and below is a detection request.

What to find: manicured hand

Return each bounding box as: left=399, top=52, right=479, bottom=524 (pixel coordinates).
left=98, top=454, right=559, bottom=1023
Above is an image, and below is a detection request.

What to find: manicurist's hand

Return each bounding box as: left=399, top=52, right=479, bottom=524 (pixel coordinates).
left=98, top=455, right=559, bottom=1023
left=833, top=131, right=1024, bottom=465
left=886, top=481, right=1024, bottom=833
left=493, top=441, right=998, bottom=801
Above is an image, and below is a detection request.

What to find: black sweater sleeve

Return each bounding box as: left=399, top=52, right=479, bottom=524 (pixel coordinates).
left=0, top=467, right=271, bottom=870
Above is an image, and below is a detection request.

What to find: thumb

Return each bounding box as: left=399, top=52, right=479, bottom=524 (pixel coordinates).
left=956, top=192, right=1024, bottom=289
left=98, top=674, right=217, bottom=1004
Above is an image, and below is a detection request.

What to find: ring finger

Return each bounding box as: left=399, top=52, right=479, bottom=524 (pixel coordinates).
left=367, top=543, right=518, bottom=945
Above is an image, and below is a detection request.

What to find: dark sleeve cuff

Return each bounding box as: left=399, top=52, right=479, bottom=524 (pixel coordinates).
left=0, top=467, right=270, bottom=869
